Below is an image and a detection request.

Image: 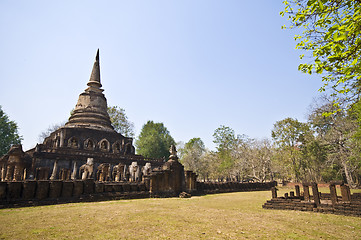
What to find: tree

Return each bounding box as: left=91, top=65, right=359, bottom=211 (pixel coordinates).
left=308, top=97, right=360, bottom=187
left=213, top=126, right=238, bottom=180
left=135, top=120, right=175, bottom=159
left=180, top=138, right=206, bottom=176
left=281, top=1, right=361, bottom=104
left=0, top=106, right=22, bottom=155
left=249, top=139, right=275, bottom=182
left=38, top=122, right=65, bottom=143
left=271, top=118, right=312, bottom=181
left=107, top=106, right=135, bottom=138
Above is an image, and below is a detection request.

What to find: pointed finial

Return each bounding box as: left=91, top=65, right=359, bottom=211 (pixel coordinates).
left=96, top=48, right=99, bottom=61
left=87, top=49, right=102, bottom=89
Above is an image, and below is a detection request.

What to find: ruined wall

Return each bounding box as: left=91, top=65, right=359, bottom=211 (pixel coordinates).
left=263, top=183, right=361, bottom=217
left=0, top=179, right=149, bottom=208
left=197, top=181, right=277, bottom=194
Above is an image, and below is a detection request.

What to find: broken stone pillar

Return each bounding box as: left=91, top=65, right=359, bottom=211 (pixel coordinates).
left=271, top=187, right=277, bottom=199
left=340, top=184, right=351, bottom=202
left=0, top=165, right=6, bottom=181
left=50, top=160, right=58, bottom=180
left=329, top=184, right=338, bottom=205
left=303, top=184, right=310, bottom=202
left=5, top=166, right=14, bottom=181
left=284, top=193, right=289, bottom=199
left=290, top=191, right=295, bottom=197
left=295, top=185, right=300, bottom=197
left=311, top=182, right=320, bottom=206
left=13, top=165, right=24, bottom=181
left=71, top=162, right=77, bottom=180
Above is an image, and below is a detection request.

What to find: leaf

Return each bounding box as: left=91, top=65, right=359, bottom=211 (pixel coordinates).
left=334, top=34, right=347, bottom=42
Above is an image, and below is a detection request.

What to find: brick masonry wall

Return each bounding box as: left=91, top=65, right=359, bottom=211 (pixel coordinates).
left=0, top=180, right=278, bottom=208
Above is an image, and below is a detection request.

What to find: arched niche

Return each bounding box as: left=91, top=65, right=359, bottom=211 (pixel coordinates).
left=84, top=138, right=96, bottom=150
left=112, top=141, right=122, bottom=153
left=67, top=137, right=80, bottom=149
left=124, top=143, right=135, bottom=155
left=98, top=139, right=110, bottom=152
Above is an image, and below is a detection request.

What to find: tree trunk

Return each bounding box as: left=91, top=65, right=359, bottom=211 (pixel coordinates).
left=342, top=160, right=355, bottom=188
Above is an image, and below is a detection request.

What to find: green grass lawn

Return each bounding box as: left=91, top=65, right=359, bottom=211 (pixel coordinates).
left=1, top=187, right=360, bottom=240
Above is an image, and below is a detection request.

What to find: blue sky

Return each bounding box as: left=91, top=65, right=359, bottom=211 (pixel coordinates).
left=0, top=1, right=324, bottom=151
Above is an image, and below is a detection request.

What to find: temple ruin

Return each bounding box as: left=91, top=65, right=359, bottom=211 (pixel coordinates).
left=0, top=50, right=275, bottom=208
left=263, top=182, right=361, bottom=217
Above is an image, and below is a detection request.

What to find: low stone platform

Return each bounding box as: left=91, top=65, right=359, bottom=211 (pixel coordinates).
left=262, top=182, right=361, bottom=217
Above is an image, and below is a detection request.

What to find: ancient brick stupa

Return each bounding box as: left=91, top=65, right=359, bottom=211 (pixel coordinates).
left=65, top=49, right=114, bottom=132
left=0, top=50, right=163, bottom=181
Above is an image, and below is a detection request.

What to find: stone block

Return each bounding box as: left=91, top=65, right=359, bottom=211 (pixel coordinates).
left=138, top=183, right=146, bottom=191
left=0, top=182, right=7, bottom=199
left=113, top=184, right=122, bottom=192
left=49, top=180, right=63, bottom=198
left=130, top=183, right=138, bottom=192
left=95, top=182, right=104, bottom=193
left=122, top=183, right=131, bottom=192
left=196, top=182, right=204, bottom=191
left=303, top=184, right=310, bottom=202
left=341, top=185, right=351, bottom=202
left=329, top=184, right=338, bottom=205
left=22, top=181, right=36, bottom=200
left=83, top=179, right=95, bottom=194
left=311, top=182, right=320, bottom=206
left=271, top=187, right=277, bottom=199
left=61, top=181, right=73, bottom=198
left=72, top=180, right=83, bottom=197
left=295, top=185, right=300, bottom=197
left=104, top=184, right=114, bottom=192
left=7, top=181, right=22, bottom=199
left=36, top=180, right=50, bottom=200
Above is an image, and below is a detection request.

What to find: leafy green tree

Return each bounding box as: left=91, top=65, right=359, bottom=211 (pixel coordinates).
left=308, top=98, right=360, bottom=187
left=271, top=118, right=312, bottom=182
left=135, top=120, right=175, bottom=159
left=0, top=106, right=22, bottom=155
left=180, top=138, right=206, bottom=176
left=108, top=106, right=135, bottom=138
left=281, top=1, right=361, bottom=103
left=213, top=125, right=237, bottom=152
left=213, top=126, right=238, bottom=180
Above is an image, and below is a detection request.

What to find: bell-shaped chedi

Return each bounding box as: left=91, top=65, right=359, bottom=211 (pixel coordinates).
left=65, top=49, right=114, bottom=132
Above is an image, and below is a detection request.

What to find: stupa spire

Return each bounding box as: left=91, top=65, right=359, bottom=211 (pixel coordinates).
left=65, top=49, right=114, bottom=132
left=87, top=49, right=102, bottom=91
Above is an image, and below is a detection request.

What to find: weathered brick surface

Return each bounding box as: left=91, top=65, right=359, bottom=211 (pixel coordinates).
left=61, top=181, right=73, bottom=198
left=263, top=184, right=361, bottom=217
left=0, top=182, right=6, bottom=199
left=22, top=181, right=36, bottom=200
left=49, top=180, right=62, bottom=198
left=36, top=180, right=49, bottom=200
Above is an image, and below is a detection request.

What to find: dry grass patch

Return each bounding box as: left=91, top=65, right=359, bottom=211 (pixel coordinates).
left=0, top=188, right=360, bottom=239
